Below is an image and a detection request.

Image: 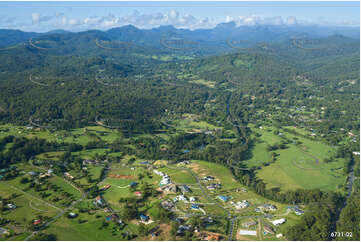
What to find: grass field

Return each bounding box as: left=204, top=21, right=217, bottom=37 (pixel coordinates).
left=247, top=124, right=346, bottom=191
left=44, top=212, right=123, bottom=241
left=0, top=182, right=59, bottom=223
left=243, top=141, right=272, bottom=168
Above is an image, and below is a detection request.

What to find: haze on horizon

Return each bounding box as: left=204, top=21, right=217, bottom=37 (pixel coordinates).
left=0, top=1, right=359, bottom=33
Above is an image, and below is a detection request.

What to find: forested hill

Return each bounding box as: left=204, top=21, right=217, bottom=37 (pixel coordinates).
left=0, top=26, right=359, bottom=135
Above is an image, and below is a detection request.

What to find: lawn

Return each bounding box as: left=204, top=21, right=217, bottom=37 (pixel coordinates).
left=189, top=160, right=240, bottom=191
left=44, top=212, right=124, bottom=241
left=256, top=144, right=346, bottom=191
left=0, top=182, right=59, bottom=224
left=243, top=141, right=272, bottom=168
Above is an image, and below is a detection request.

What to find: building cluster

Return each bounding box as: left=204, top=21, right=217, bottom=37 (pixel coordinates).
left=286, top=206, right=304, bottom=215
left=231, top=200, right=250, bottom=209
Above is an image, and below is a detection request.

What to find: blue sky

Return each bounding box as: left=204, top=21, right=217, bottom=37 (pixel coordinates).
left=0, top=1, right=359, bottom=32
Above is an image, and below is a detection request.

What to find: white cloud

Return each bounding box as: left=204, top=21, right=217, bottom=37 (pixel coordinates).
left=32, top=13, right=40, bottom=22
left=225, top=15, right=289, bottom=26
left=68, top=19, right=78, bottom=25
left=2, top=10, right=356, bottom=32
left=286, top=16, right=298, bottom=26
left=31, top=12, right=53, bottom=23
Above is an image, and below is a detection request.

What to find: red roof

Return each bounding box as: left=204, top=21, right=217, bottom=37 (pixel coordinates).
left=33, top=219, right=41, bottom=225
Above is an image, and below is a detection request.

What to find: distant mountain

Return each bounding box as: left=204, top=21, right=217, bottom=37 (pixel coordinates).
left=0, top=23, right=358, bottom=55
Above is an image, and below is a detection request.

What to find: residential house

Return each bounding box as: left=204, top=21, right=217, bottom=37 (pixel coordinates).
left=242, top=220, right=257, bottom=228
left=101, top=185, right=111, bottom=191
left=140, top=214, right=149, bottom=222
left=33, top=219, right=41, bottom=225
left=238, top=230, right=257, bottom=236
left=7, top=204, right=16, bottom=209
left=179, top=185, right=192, bottom=194
left=68, top=212, right=78, bottom=218
left=177, top=225, right=191, bottom=235
left=272, top=218, right=286, bottom=226
left=161, top=200, right=175, bottom=210
left=202, top=176, right=215, bottom=181
left=189, top=197, right=196, bottom=202
left=258, top=204, right=277, bottom=211
left=232, top=200, right=250, bottom=209
left=0, top=227, right=9, bottom=237
left=207, top=183, right=221, bottom=190
left=161, top=184, right=178, bottom=193
left=263, top=225, right=275, bottom=234
left=174, top=195, right=187, bottom=202
left=190, top=204, right=200, bottom=210
left=64, top=172, right=74, bottom=180
left=130, top=182, right=138, bottom=187
left=134, top=191, right=142, bottom=197
left=94, top=196, right=104, bottom=206
left=217, top=195, right=229, bottom=202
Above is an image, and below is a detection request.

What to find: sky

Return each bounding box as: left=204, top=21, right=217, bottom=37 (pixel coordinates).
left=0, top=1, right=359, bottom=32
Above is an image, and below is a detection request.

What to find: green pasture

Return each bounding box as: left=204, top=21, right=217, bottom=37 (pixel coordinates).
left=256, top=144, right=346, bottom=191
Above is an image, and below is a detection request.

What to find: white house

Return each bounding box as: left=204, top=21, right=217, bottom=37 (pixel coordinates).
left=233, top=200, right=250, bottom=209
left=272, top=218, right=286, bottom=226
left=174, top=195, right=187, bottom=202
left=239, top=230, right=257, bottom=236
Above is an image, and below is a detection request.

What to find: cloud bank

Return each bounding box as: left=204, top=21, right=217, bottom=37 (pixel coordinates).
left=0, top=10, right=358, bottom=32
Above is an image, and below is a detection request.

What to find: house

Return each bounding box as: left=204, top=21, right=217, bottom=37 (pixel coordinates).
left=7, top=204, right=16, bottom=209
left=348, top=132, right=355, bottom=137
left=68, top=212, right=78, bottom=218
left=28, top=171, right=37, bottom=176
left=161, top=184, right=178, bottom=193
left=130, top=182, right=138, bottom=187
left=95, top=196, right=104, bottom=206
left=139, top=161, right=149, bottom=165
left=232, top=200, right=250, bottom=209
left=134, top=191, right=142, bottom=197
left=242, top=220, right=257, bottom=228
left=276, top=234, right=283, bottom=238
left=241, top=188, right=247, bottom=193
left=0, top=227, right=9, bottom=237
left=272, top=218, right=286, bottom=226
left=140, top=214, right=149, bottom=222
left=101, top=185, right=111, bottom=191
left=179, top=160, right=191, bottom=165
left=294, top=208, right=304, bottom=215
left=203, top=217, right=214, bottom=224
left=287, top=206, right=304, bottom=215
left=153, top=170, right=164, bottom=176
left=238, top=230, right=257, bottom=236
left=161, top=200, right=175, bottom=210
left=177, top=225, right=191, bottom=235
left=190, top=203, right=200, bottom=210
left=179, top=185, right=192, bottom=194
left=217, top=195, right=229, bottom=202
left=263, top=225, right=275, bottom=234
left=33, top=219, right=42, bottom=225
left=174, top=195, right=187, bottom=202
left=258, top=204, right=277, bottom=211
left=160, top=176, right=171, bottom=186
left=202, top=176, right=215, bottom=181
left=64, top=172, right=74, bottom=180
left=207, top=234, right=220, bottom=241
left=353, top=151, right=360, bottom=155
left=189, top=197, right=196, bottom=202
left=39, top=172, right=51, bottom=179
left=207, top=183, right=221, bottom=190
